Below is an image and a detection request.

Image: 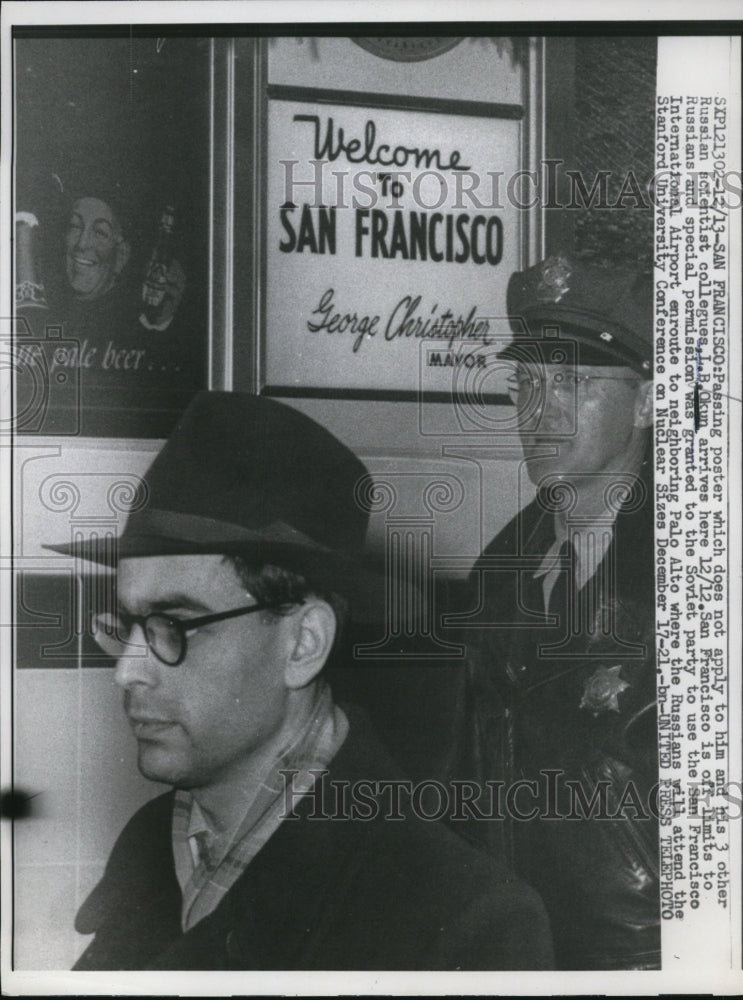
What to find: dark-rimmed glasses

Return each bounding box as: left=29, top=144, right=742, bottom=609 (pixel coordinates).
left=92, top=602, right=289, bottom=667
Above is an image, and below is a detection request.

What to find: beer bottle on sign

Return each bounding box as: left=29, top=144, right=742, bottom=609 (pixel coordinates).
left=141, top=205, right=175, bottom=326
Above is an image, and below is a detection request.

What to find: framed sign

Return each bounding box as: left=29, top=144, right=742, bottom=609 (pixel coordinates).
left=259, top=77, right=533, bottom=401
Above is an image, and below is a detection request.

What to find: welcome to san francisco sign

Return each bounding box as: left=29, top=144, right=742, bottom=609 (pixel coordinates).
left=263, top=96, right=527, bottom=398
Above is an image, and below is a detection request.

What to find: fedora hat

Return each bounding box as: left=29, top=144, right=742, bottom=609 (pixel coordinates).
left=46, top=391, right=382, bottom=605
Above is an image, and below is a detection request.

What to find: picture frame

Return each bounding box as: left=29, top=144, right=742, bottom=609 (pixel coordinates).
left=238, top=36, right=542, bottom=403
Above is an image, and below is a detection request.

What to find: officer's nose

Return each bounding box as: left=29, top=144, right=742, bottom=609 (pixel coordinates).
left=531, top=385, right=570, bottom=432
left=113, top=625, right=159, bottom=690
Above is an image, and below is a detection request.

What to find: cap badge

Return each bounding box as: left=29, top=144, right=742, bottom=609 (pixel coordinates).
left=600, top=331, right=613, bottom=342
left=536, top=255, right=571, bottom=303
left=579, top=664, right=630, bottom=716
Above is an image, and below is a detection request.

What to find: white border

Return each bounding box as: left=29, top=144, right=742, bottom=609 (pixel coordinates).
left=1, top=2, right=741, bottom=996
left=1, top=0, right=743, bottom=25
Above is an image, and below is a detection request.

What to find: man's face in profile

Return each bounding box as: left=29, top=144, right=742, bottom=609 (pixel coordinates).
left=111, top=554, right=293, bottom=792
left=65, top=196, right=129, bottom=300
left=510, top=361, right=653, bottom=486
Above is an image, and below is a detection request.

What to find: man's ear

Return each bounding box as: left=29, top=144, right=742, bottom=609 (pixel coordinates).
left=283, top=600, right=337, bottom=690
left=114, top=238, right=131, bottom=276
left=633, top=378, right=654, bottom=429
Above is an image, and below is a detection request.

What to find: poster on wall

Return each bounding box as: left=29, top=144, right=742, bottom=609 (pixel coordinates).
left=12, top=33, right=210, bottom=438
left=263, top=95, right=526, bottom=399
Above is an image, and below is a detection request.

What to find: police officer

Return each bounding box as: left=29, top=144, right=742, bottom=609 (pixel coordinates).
left=462, top=255, right=659, bottom=970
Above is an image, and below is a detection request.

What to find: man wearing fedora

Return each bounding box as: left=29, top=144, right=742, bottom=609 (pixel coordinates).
left=55, top=391, right=552, bottom=971
left=458, top=255, right=660, bottom=970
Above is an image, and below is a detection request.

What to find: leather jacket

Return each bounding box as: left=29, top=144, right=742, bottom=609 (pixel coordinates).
left=458, top=462, right=660, bottom=970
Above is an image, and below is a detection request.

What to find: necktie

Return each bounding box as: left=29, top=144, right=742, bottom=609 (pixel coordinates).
left=547, top=539, right=576, bottom=625
left=193, top=830, right=217, bottom=871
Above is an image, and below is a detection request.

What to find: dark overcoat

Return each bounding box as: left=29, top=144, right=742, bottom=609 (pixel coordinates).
left=74, top=710, right=553, bottom=971
left=458, top=462, right=660, bottom=970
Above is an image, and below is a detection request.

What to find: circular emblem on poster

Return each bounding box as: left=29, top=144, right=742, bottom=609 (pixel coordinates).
left=352, top=37, right=463, bottom=62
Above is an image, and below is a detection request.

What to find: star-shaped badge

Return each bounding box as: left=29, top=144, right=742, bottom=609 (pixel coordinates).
left=579, top=665, right=630, bottom=716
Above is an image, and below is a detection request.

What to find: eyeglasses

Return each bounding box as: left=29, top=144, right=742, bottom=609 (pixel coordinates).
left=506, top=369, right=641, bottom=405
left=92, top=602, right=288, bottom=667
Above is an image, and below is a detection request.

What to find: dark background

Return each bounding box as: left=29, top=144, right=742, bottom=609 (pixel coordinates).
left=573, top=36, right=657, bottom=267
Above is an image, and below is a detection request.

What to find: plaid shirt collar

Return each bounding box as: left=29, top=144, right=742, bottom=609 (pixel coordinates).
left=172, top=683, right=348, bottom=931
